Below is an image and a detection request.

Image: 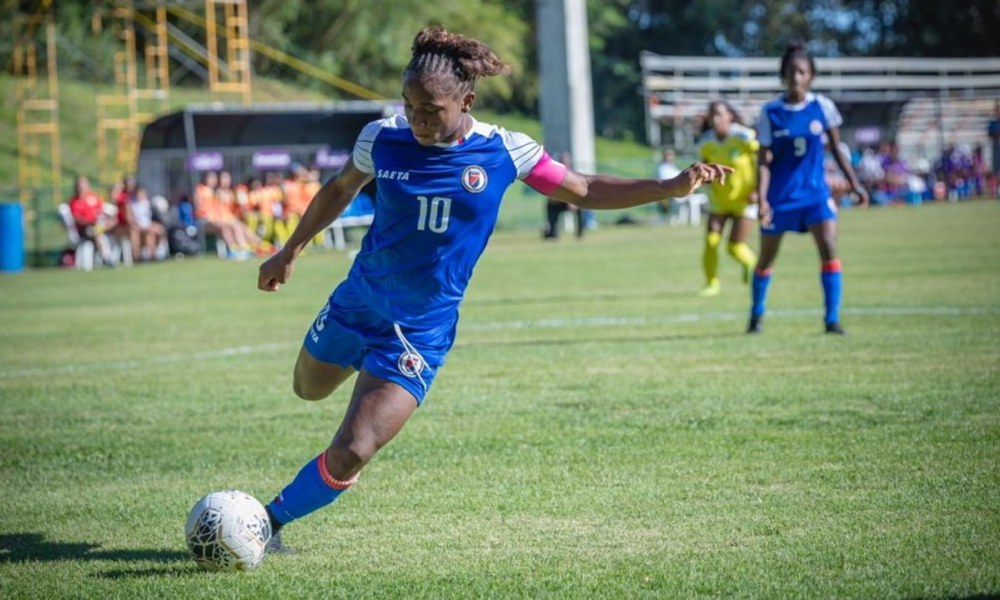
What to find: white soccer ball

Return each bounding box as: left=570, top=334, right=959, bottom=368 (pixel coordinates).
left=184, top=490, right=272, bottom=572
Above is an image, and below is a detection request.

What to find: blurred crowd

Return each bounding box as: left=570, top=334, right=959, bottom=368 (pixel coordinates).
left=836, top=141, right=997, bottom=206
left=62, top=164, right=377, bottom=268
left=189, top=166, right=324, bottom=260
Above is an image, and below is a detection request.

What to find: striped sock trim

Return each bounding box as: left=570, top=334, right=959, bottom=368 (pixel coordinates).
left=316, top=452, right=359, bottom=490
left=822, top=259, right=842, bottom=273
left=755, top=267, right=773, bottom=277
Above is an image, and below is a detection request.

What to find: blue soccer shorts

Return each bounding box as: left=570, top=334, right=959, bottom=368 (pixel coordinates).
left=302, top=280, right=456, bottom=405
left=761, top=198, right=838, bottom=235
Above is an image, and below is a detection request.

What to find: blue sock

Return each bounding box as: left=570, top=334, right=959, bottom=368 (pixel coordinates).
left=821, top=260, right=842, bottom=325
left=267, top=453, right=357, bottom=527
left=751, top=268, right=772, bottom=318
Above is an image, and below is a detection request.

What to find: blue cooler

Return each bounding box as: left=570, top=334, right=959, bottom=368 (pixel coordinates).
left=0, top=202, right=25, bottom=273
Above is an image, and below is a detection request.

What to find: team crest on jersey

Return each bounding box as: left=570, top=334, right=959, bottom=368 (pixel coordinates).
left=461, top=165, right=488, bottom=193
left=809, top=120, right=823, bottom=135
left=398, top=351, right=425, bottom=378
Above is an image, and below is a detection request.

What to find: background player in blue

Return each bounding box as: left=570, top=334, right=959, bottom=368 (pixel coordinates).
left=254, top=26, right=732, bottom=550
left=749, top=42, right=869, bottom=335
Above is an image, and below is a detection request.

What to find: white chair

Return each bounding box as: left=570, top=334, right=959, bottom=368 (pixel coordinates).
left=669, top=193, right=709, bottom=226
left=107, top=236, right=133, bottom=268
left=326, top=214, right=374, bottom=250
left=57, top=203, right=96, bottom=271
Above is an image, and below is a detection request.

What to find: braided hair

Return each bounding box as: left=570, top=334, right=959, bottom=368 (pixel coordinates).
left=780, top=41, right=816, bottom=81
left=405, top=26, right=510, bottom=96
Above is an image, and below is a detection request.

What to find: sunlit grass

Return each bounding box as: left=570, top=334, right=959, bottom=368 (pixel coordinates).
left=0, top=201, right=998, bottom=598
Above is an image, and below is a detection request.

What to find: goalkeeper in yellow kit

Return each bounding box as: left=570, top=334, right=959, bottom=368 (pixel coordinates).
left=695, top=101, right=760, bottom=296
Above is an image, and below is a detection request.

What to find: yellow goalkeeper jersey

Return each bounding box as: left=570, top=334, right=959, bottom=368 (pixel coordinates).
left=697, top=124, right=759, bottom=215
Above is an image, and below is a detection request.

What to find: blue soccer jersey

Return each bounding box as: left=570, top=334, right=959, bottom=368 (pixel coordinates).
left=757, top=93, right=843, bottom=211
left=348, top=115, right=547, bottom=327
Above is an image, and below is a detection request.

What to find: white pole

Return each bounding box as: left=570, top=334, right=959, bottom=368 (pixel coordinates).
left=535, top=0, right=596, bottom=175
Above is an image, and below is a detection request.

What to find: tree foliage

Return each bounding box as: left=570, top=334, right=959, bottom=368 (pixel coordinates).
left=248, top=0, right=530, bottom=111
left=2, top=0, right=996, bottom=142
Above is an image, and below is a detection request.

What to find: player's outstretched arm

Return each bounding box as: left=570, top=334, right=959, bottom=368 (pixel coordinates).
left=257, top=159, right=372, bottom=292
left=545, top=162, right=731, bottom=210
left=827, top=127, right=870, bottom=208
left=757, top=146, right=773, bottom=225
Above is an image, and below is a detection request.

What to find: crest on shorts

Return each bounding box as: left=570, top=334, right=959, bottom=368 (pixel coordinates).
left=809, top=120, right=823, bottom=135
left=461, top=165, right=488, bottom=193
left=398, top=351, right=425, bottom=378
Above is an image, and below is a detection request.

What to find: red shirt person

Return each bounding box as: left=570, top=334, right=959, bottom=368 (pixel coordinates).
left=67, top=175, right=114, bottom=262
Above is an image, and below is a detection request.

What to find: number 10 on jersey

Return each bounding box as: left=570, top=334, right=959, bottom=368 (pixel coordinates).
left=417, top=196, right=452, bottom=233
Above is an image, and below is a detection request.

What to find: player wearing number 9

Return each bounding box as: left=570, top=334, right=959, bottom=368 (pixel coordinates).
left=253, top=25, right=733, bottom=546
left=749, top=42, right=870, bottom=335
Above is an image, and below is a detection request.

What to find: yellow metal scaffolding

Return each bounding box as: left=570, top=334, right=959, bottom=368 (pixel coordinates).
left=14, top=0, right=61, bottom=206
left=12, top=0, right=381, bottom=208
left=205, top=0, right=252, bottom=105
left=95, top=0, right=170, bottom=184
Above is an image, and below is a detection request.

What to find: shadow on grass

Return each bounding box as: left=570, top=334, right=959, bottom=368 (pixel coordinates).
left=909, top=596, right=1000, bottom=600
left=0, top=532, right=193, bottom=578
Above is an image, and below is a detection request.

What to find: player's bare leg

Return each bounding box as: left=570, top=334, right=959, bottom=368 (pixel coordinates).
left=809, top=219, right=837, bottom=262
left=264, top=371, right=417, bottom=552
left=292, top=346, right=356, bottom=400
left=754, top=232, right=782, bottom=272
left=323, top=371, right=419, bottom=481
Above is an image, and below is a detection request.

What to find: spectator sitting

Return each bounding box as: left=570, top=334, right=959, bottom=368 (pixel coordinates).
left=883, top=144, right=910, bottom=201
left=68, top=175, right=114, bottom=264
left=265, top=171, right=292, bottom=248
left=937, top=144, right=974, bottom=200
left=108, top=176, right=137, bottom=263
left=195, top=171, right=259, bottom=260
left=971, top=144, right=987, bottom=197
left=243, top=177, right=278, bottom=253
left=131, top=187, right=167, bottom=262
left=856, top=147, right=885, bottom=194
left=988, top=100, right=1000, bottom=197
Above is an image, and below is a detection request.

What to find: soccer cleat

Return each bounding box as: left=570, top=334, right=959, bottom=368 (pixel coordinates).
left=825, top=322, right=847, bottom=335
left=698, top=281, right=721, bottom=297
left=746, top=315, right=762, bottom=334
left=265, top=530, right=295, bottom=555
left=741, top=263, right=752, bottom=285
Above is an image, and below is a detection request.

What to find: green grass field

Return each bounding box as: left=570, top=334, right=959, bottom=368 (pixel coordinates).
left=1, top=201, right=998, bottom=599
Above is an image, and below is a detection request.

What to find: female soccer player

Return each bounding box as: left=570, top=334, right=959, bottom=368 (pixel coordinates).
left=695, top=101, right=760, bottom=297
left=255, top=26, right=731, bottom=548
left=749, top=42, right=869, bottom=335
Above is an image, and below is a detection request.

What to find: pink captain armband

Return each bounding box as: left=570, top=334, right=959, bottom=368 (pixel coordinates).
left=523, top=152, right=568, bottom=195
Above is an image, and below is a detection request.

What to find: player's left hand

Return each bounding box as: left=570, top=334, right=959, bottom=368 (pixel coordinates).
left=674, top=162, right=733, bottom=196
left=850, top=185, right=870, bottom=209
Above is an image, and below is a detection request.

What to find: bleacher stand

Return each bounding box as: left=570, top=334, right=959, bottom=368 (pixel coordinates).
left=640, top=55, right=1000, bottom=204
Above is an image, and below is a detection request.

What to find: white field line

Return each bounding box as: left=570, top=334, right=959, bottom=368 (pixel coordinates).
left=461, top=305, right=999, bottom=331
left=0, top=306, right=995, bottom=380
left=0, top=342, right=295, bottom=379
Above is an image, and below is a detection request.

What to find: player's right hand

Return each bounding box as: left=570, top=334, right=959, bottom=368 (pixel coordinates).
left=258, top=250, right=294, bottom=292
left=758, top=199, right=772, bottom=227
